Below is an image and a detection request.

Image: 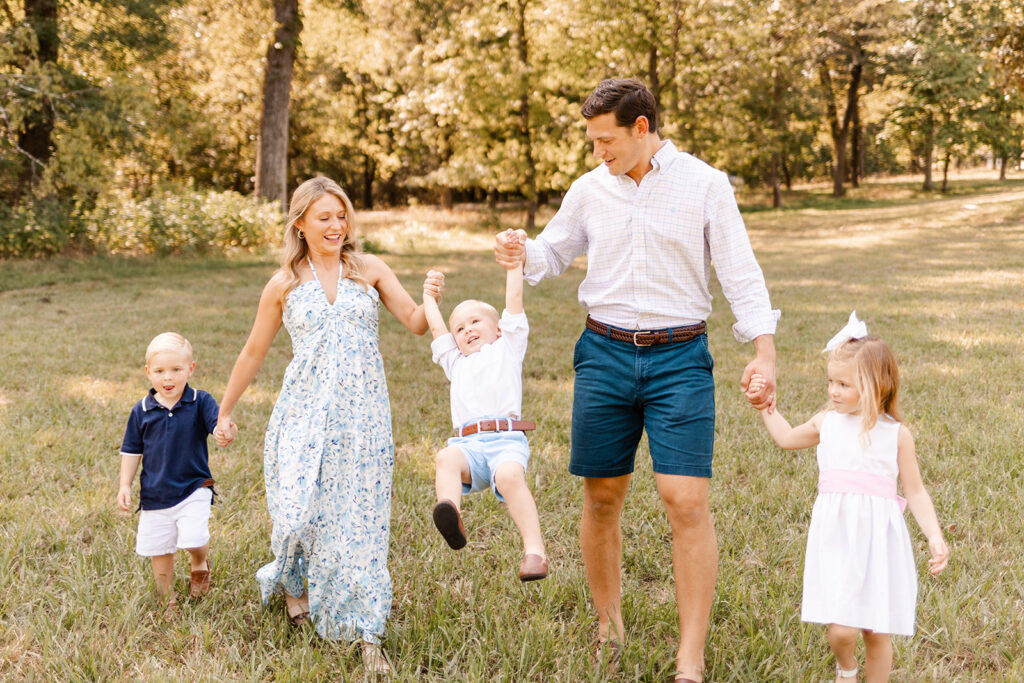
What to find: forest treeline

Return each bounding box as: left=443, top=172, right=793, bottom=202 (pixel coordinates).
left=2, top=0, right=1023, bottom=256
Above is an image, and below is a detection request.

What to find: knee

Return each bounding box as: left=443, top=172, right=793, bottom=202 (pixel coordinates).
left=862, top=630, right=891, bottom=649
left=493, top=462, right=525, bottom=492
left=435, top=448, right=462, bottom=471
left=662, top=495, right=709, bottom=531
left=827, top=624, right=859, bottom=648
left=585, top=488, right=626, bottom=521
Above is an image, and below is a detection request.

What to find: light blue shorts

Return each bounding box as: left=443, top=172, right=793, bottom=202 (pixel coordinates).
left=447, top=430, right=531, bottom=501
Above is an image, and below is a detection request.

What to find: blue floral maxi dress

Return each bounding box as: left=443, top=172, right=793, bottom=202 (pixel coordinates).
left=257, top=262, right=393, bottom=643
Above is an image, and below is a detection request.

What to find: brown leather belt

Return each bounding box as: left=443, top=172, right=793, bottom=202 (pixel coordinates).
left=200, top=478, right=215, bottom=488
left=585, top=316, right=706, bottom=347
left=454, top=418, right=536, bottom=437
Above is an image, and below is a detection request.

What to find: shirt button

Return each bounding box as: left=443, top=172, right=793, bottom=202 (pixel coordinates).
left=168, top=412, right=173, bottom=417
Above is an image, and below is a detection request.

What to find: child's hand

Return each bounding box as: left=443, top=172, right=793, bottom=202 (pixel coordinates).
left=745, top=373, right=769, bottom=407
left=927, top=536, right=950, bottom=575
left=495, top=229, right=527, bottom=269
left=214, top=417, right=237, bottom=447
left=117, top=486, right=132, bottom=512
left=423, top=269, right=445, bottom=303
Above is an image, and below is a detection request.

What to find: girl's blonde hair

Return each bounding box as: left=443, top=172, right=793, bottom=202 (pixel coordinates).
left=146, top=332, right=193, bottom=363
left=828, top=335, right=904, bottom=434
left=279, top=177, right=366, bottom=301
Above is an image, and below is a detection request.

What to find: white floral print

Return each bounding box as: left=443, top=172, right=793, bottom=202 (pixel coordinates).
left=257, top=265, right=393, bottom=644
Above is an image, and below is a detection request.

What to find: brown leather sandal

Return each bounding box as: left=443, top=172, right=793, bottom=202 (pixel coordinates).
left=286, top=598, right=311, bottom=627
left=189, top=558, right=211, bottom=598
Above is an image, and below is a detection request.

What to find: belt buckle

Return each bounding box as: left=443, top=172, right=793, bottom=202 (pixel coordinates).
left=633, top=330, right=654, bottom=347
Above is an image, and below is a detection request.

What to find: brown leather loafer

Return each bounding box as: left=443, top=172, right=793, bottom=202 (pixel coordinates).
left=518, top=553, right=548, bottom=581
left=432, top=500, right=467, bottom=549
left=189, top=558, right=211, bottom=598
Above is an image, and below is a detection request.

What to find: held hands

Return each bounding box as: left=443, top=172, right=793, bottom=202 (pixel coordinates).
left=744, top=372, right=776, bottom=412
left=494, top=229, right=527, bottom=269
left=214, top=416, right=238, bottom=447
left=423, top=269, right=445, bottom=303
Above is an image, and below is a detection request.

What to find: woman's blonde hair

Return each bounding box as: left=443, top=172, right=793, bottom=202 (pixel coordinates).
left=828, top=335, right=903, bottom=435
left=278, top=177, right=366, bottom=301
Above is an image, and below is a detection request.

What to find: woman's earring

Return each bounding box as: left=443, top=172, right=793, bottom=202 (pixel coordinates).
left=297, top=230, right=305, bottom=240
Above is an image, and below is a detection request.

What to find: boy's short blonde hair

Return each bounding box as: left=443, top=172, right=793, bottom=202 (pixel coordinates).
left=448, top=299, right=499, bottom=330
left=146, top=332, right=194, bottom=363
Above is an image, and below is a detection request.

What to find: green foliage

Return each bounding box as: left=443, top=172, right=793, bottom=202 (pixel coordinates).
left=85, top=188, right=282, bottom=255
left=0, top=196, right=82, bottom=258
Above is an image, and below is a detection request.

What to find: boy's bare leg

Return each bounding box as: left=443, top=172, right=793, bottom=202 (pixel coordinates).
left=435, top=446, right=470, bottom=507
left=186, top=542, right=209, bottom=572
left=434, top=446, right=471, bottom=549
left=493, top=462, right=545, bottom=556
left=151, top=553, right=175, bottom=600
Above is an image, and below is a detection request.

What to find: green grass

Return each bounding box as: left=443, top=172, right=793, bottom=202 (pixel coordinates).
left=2, top=177, right=1023, bottom=681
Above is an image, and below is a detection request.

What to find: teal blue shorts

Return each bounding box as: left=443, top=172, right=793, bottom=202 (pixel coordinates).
left=570, top=327, right=715, bottom=478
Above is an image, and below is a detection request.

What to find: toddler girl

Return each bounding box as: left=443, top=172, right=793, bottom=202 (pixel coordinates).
left=749, top=312, right=949, bottom=682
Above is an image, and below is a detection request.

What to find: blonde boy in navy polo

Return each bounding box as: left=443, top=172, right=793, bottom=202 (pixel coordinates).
left=117, top=332, right=219, bottom=613
left=421, top=231, right=548, bottom=582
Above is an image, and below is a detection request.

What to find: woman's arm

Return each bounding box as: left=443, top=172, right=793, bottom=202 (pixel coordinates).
left=365, top=254, right=440, bottom=334
left=897, top=425, right=950, bottom=574
left=216, top=273, right=286, bottom=432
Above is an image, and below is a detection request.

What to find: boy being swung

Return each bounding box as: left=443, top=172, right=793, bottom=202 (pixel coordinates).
left=422, top=230, right=547, bottom=581
left=117, top=332, right=228, bottom=614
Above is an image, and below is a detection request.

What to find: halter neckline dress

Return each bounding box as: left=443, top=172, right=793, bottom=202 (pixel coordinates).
left=257, top=258, right=394, bottom=643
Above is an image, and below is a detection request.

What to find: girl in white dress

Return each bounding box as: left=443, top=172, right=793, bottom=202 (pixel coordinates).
left=748, top=313, right=949, bottom=682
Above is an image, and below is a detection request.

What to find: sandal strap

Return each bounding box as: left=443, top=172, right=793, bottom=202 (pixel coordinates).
left=837, top=664, right=859, bottom=678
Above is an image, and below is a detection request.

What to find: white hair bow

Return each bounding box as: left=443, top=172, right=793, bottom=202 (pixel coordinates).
left=822, top=311, right=868, bottom=353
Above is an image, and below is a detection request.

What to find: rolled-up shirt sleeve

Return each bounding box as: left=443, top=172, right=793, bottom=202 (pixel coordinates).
left=523, top=184, right=588, bottom=285
left=705, top=171, right=780, bottom=343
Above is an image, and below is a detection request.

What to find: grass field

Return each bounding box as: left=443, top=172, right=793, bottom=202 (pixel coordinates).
left=1, top=176, right=1023, bottom=681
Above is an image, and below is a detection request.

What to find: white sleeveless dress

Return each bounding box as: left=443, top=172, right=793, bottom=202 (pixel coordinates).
left=801, top=412, right=917, bottom=635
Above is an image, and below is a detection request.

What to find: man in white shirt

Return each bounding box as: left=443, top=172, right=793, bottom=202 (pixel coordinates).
left=494, top=78, right=778, bottom=683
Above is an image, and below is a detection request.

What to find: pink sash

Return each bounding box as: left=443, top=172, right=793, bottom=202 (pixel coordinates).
left=818, top=469, right=907, bottom=513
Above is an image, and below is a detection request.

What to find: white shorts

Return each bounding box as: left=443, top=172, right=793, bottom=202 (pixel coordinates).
left=135, top=487, right=213, bottom=556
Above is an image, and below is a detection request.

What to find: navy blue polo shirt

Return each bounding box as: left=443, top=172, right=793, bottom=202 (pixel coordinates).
left=120, top=384, right=219, bottom=511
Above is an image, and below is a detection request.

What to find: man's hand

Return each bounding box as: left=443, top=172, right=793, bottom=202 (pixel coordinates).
left=494, top=229, right=527, bottom=269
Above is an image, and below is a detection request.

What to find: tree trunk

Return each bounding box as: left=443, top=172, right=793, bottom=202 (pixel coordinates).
left=646, top=16, right=662, bottom=123
left=940, top=151, right=951, bottom=193
left=362, top=154, right=375, bottom=209
left=769, top=66, right=785, bottom=208
left=921, top=115, right=934, bottom=191
left=440, top=187, right=453, bottom=211
left=255, top=0, right=301, bottom=212
left=16, top=0, right=59, bottom=196
left=515, top=0, right=537, bottom=232
left=782, top=155, right=792, bottom=190
left=850, top=98, right=861, bottom=187
left=999, top=154, right=1008, bottom=180
left=819, top=58, right=861, bottom=198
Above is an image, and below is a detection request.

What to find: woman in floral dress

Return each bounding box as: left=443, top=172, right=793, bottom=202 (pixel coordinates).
left=216, top=177, right=444, bottom=674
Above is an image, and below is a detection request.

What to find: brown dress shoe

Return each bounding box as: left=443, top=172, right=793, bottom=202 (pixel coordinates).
left=432, top=500, right=467, bottom=549
left=189, top=558, right=211, bottom=598
left=518, top=553, right=548, bottom=581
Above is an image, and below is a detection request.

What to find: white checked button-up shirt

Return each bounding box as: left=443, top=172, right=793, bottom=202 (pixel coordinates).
left=523, top=140, right=779, bottom=343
